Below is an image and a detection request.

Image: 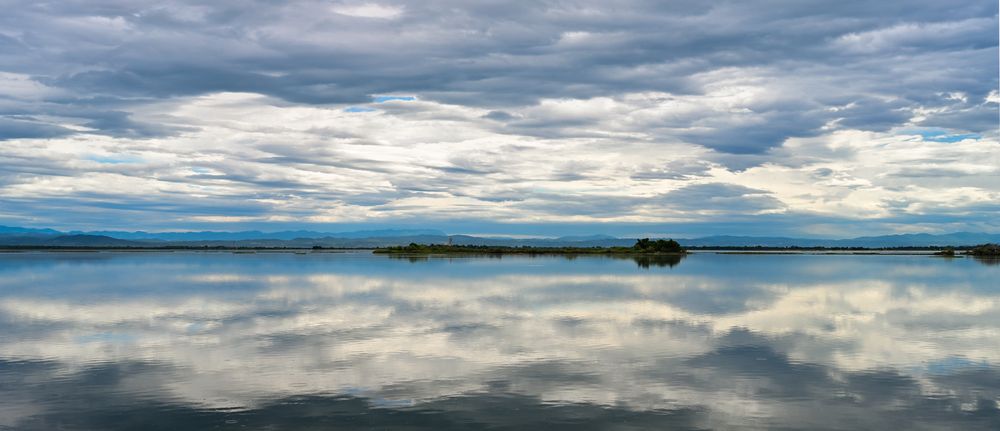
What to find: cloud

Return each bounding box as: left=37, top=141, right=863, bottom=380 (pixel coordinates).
left=658, top=183, right=786, bottom=214
left=0, top=1, right=995, bottom=233
left=4, top=2, right=996, bottom=138
left=0, top=117, right=74, bottom=139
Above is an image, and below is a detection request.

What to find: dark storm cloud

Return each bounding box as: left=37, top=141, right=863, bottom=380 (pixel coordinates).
left=0, top=0, right=995, bottom=152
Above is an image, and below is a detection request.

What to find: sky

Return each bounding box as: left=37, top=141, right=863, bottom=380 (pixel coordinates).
left=0, top=0, right=997, bottom=238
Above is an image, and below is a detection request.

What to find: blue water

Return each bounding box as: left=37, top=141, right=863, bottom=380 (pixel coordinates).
left=0, top=251, right=997, bottom=430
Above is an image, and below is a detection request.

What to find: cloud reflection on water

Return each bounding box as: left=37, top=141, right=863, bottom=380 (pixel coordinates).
left=0, top=252, right=997, bottom=429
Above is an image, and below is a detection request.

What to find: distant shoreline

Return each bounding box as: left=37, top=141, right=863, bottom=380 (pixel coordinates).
left=0, top=243, right=997, bottom=258
left=4, top=227, right=999, bottom=251
left=0, top=246, right=980, bottom=257
left=0, top=246, right=982, bottom=252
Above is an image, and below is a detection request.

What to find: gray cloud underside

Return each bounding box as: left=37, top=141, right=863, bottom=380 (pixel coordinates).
left=0, top=0, right=997, bottom=234
left=1, top=0, right=997, bottom=153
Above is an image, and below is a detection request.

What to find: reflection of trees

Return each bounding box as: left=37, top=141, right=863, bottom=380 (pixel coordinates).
left=386, top=254, right=430, bottom=263
left=386, top=253, right=686, bottom=268
left=631, top=254, right=685, bottom=269
left=633, top=238, right=684, bottom=253
left=386, top=254, right=510, bottom=263
left=971, top=256, right=999, bottom=266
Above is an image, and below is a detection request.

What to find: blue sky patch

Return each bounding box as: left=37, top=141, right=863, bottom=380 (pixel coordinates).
left=901, top=128, right=981, bottom=143
left=924, top=133, right=981, bottom=143
left=86, top=155, right=143, bottom=164
left=344, top=106, right=377, bottom=113
left=372, top=95, right=416, bottom=103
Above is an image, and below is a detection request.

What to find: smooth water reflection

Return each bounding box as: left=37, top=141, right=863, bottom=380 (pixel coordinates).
left=0, top=251, right=997, bottom=430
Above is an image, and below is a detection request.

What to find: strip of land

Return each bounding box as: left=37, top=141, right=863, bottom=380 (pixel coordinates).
left=374, top=238, right=687, bottom=255
left=0, top=241, right=996, bottom=258
left=373, top=245, right=685, bottom=255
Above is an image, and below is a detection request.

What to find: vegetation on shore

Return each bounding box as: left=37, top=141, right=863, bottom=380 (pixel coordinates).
left=933, top=247, right=956, bottom=257
left=966, top=243, right=1000, bottom=256
left=373, top=238, right=686, bottom=255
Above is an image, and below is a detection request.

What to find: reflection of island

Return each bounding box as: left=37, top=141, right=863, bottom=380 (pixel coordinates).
left=374, top=238, right=687, bottom=256
left=387, top=250, right=688, bottom=268
left=390, top=255, right=431, bottom=263
left=630, top=254, right=686, bottom=268
left=972, top=256, right=999, bottom=266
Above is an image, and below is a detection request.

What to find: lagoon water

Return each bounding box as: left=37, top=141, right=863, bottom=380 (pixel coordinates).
left=0, top=251, right=997, bottom=430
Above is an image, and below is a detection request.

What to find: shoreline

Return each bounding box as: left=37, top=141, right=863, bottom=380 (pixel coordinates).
left=0, top=247, right=983, bottom=257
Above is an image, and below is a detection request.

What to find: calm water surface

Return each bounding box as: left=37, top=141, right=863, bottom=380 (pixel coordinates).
left=0, top=251, right=997, bottom=430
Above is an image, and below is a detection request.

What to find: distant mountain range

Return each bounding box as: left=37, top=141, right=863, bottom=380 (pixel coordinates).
left=0, top=226, right=447, bottom=241
left=678, top=232, right=1000, bottom=248
left=0, top=225, right=998, bottom=248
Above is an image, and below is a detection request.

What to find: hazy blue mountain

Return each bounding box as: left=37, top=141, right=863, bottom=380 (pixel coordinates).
left=449, top=235, right=635, bottom=247
left=68, top=228, right=448, bottom=241
left=556, top=234, right=619, bottom=242
left=163, top=235, right=450, bottom=248
left=317, top=229, right=448, bottom=239
left=0, top=225, right=62, bottom=236
left=830, top=232, right=1000, bottom=248
left=0, top=234, right=145, bottom=247
left=1, top=225, right=998, bottom=248
left=679, top=232, right=1000, bottom=248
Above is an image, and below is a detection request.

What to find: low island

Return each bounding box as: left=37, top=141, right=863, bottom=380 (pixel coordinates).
left=966, top=243, right=1000, bottom=257
left=373, top=238, right=687, bottom=255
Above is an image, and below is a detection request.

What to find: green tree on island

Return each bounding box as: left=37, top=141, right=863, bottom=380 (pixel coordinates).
left=633, top=238, right=684, bottom=253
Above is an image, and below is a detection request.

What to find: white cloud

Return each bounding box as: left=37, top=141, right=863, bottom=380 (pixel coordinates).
left=330, top=2, right=404, bottom=19
left=0, top=1, right=995, bottom=234
left=1, top=90, right=997, bottom=233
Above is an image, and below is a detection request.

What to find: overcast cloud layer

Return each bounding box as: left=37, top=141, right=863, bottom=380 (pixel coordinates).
left=0, top=0, right=997, bottom=236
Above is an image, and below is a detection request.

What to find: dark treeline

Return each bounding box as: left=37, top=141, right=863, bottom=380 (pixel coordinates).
left=374, top=238, right=686, bottom=255
left=686, top=245, right=987, bottom=251
left=967, top=243, right=1000, bottom=256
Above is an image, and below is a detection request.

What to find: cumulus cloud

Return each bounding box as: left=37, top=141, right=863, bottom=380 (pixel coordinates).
left=0, top=0, right=996, bottom=234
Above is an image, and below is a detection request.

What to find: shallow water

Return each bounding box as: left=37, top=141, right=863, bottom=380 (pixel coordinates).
left=0, top=251, right=997, bottom=430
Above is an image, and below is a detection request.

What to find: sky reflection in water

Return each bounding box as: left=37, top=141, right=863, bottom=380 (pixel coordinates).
left=0, top=251, right=998, bottom=430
